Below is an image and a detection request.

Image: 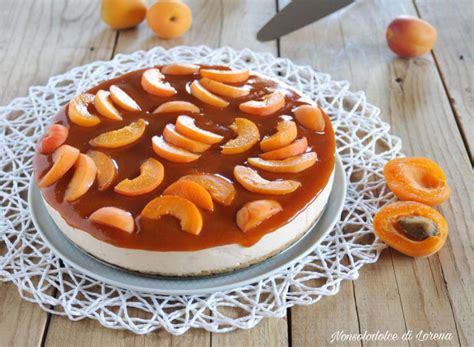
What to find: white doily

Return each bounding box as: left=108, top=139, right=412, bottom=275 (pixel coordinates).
left=0, top=46, right=402, bottom=335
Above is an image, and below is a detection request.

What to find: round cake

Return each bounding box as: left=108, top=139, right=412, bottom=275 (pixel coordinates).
left=33, top=64, right=336, bottom=276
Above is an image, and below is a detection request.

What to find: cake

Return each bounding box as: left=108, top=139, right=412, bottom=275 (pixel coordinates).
left=33, top=64, right=336, bottom=276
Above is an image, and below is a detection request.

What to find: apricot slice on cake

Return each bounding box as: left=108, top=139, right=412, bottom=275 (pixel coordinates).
left=200, top=77, right=250, bottom=98
left=179, top=173, right=235, bottom=206
left=234, top=165, right=301, bottom=195
left=89, top=119, right=146, bottom=148
left=86, top=150, right=117, bottom=191
left=384, top=157, right=451, bottom=206
left=89, top=207, right=134, bottom=233
left=153, top=101, right=200, bottom=114
left=141, top=195, right=203, bottom=235
left=109, top=85, right=141, bottom=112
left=68, top=93, right=100, bottom=127
left=141, top=68, right=177, bottom=97
left=64, top=153, right=97, bottom=202
left=239, top=91, right=285, bottom=116
left=94, top=90, right=122, bottom=121
left=152, top=136, right=200, bottom=163
left=248, top=152, right=318, bottom=174
left=164, top=180, right=214, bottom=211
left=38, top=145, right=80, bottom=188
left=260, top=137, right=308, bottom=160
left=221, top=118, right=259, bottom=154
left=200, top=68, right=249, bottom=83
left=293, top=105, right=325, bottom=132
left=260, top=120, right=297, bottom=152
left=161, top=63, right=200, bottom=75
left=163, top=124, right=211, bottom=153
left=115, top=158, right=164, bottom=196
left=236, top=199, right=283, bottom=232
left=41, top=124, right=69, bottom=154
left=190, top=80, right=229, bottom=108
left=175, top=115, right=224, bottom=144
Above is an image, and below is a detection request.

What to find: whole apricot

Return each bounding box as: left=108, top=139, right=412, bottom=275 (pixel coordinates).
left=147, top=0, right=192, bottom=39
left=386, top=16, right=437, bottom=58
left=100, top=0, right=147, bottom=30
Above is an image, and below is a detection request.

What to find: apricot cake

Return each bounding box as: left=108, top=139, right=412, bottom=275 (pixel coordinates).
left=33, top=64, right=336, bottom=276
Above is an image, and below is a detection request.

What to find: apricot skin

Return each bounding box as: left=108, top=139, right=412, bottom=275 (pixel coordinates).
left=146, top=1, right=192, bottom=39
left=100, top=0, right=147, bottom=30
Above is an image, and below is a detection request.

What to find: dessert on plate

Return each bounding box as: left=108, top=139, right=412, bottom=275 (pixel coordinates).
left=33, top=63, right=336, bottom=276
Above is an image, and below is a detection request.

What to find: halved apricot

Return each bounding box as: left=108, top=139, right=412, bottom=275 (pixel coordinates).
left=41, top=124, right=69, bottom=154
left=141, top=195, right=203, bottom=235
left=200, top=77, right=250, bottom=98
left=94, top=90, right=122, bottom=121
left=86, top=150, right=117, bottom=191
left=161, top=63, right=199, bottom=75
left=293, top=105, right=325, bottom=132
left=200, top=68, right=249, bottom=83
left=38, top=145, right=80, bottom=187
left=190, top=80, right=229, bottom=108
left=68, top=93, right=100, bottom=127
left=114, top=158, right=164, bottom=196
left=248, top=152, right=317, bottom=173
left=164, top=180, right=214, bottom=211
left=152, top=135, right=200, bottom=163
left=141, top=68, right=177, bottom=97
left=260, top=137, right=308, bottom=160
left=221, top=118, right=259, bottom=154
left=89, top=207, right=134, bottom=233
left=239, top=91, right=285, bottom=116
left=175, top=115, right=224, bottom=144
left=163, top=124, right=211, bottom=153
left=236, top=199, right=282, bottom=232
left=64, top=153, right=97, bottom=202
left=179, top=173, right=235, bottom=206
left=234, top=165, right=301, bottom=195
left=260, top=120, right=297, bottom=152
left=89, top=119, right=146, bottom=148
left=153, top=101, right=200, bottom=114
left=373, top=201, right=448, bottom=257
left=384, top=157, right=451, bottom=206
left=109, top=85, right=141, bottom=112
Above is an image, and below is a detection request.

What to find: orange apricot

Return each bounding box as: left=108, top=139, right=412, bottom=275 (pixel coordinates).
left=293, top=105, right=325, bottom=132
left=89, top=119, right=146, bottom=148
left=200, top=68, right=249, bottom=83
left=151, top=135, right=200, bottom=163
left=86, top=150, right=118, bottom=191
left=141, top=68, right=177, bottom=97
left=41, top=124, right=69, bottom=154
left=248, top=152, right=317, bottom=174
left=239, top=91, right=285, bottom=116
left=200, top=77, right=250, bottom=98
left=190, top=80, right=229, bottom=108
left=109, top=85, right=141, bottom=112
left=164, top=179, right=214, bottom=211
left=179, top=173, right=235, bottom=206
left=384, top=157, right=451, bottom=206
left=114, top=158, right=164, bottom=196
left=146, top=1, right=192, bottom=39
left=260, top=137, right=308, bottom=160
left=68, top=93, right=100, bottom=127
left=94, top=90, right=122, bottom=121
left=38, top=145, right=80, bottom=188
left=161, top=63, right=199, bottom=75
left=260, top=120, right=297, bottom=152
left=64, top=154, right=97, bottom=202
left=234, top=165, right=301, bottom=195
left=153, top=101, right=200, bottom=114
left=175, top=115, right=224, bottom=144
left=221, top=118, right=259, bottom=154
left=89, top=207, right=135, bottom=233
left=163, top=124, right=211, bottom=153
left=100, top=0, right=146, bottom=30
left=236, top=199, right=282, bottom=232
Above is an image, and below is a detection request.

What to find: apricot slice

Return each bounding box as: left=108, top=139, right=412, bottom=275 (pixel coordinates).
left=141, top=195, right=203, bottom=235
left=161, top=63, right=199, bottom=75
left=38, top=145, right=80, bottom=187
left=114, top=158, right=164, bottom=196
left=190, top=80, right=229, bottom=108
left=86, top=150, right=117, bottom=191
left=236, top=199, right=282, bottom=232
left=64, top=154, right=97, bottom=202
left=248, top=152, right=317, bottom=174
left=89, top=119, right=146, bottom=148
left=175, top=115, right=224, bottom=144
left=384, top=157, right=451, bottom=206
left=68, top=93, right=100, bottom=127
left=141, top=68, right=177, bottom=97
left=94, top=90, right=122, bottom=121
left=239, top=91, right=285, bottom=116
left=293, top=105, right=325, bottom=132
left=221, top=118, right=259, bottom=154
left=152, top=135, right=200, bottom=163
left=200, top=77, right=250, bottom=98
left=163, top=124, right=211, bottom=153
left=373, top=201, right=448, bottom=257
left=146, top=1, right=192, bottom=40
left=164, top=180, right=214, bottom=211
left=260, top=120, right=297, bottom=152
left=234, top=165, right=301, bottom=195
left=109, top=85, right=141, bottom=112
left=179, top=174, right=235, bottom=206
left=200, top=68, right=249, bottom=83
left=153, top=101, right=200, bottom=114
left=260, top=137, right=308, bottom=160
left=89, top=207, right=134, bottom=233
left=41, top=124, right=69, bottom=154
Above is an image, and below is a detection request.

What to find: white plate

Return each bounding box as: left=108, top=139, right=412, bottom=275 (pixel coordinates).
left=29, top=156, right=346, bottom=295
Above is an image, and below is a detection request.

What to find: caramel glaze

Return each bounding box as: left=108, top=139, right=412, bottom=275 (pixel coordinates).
left=33, top=65, right=335, bottom=252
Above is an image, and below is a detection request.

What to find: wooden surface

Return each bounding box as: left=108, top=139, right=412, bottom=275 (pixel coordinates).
left=0, top=0, right=472, bottom=345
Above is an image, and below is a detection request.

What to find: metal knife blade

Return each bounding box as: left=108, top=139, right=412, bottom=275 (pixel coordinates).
left=257, top=0, right=354, bottom=41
